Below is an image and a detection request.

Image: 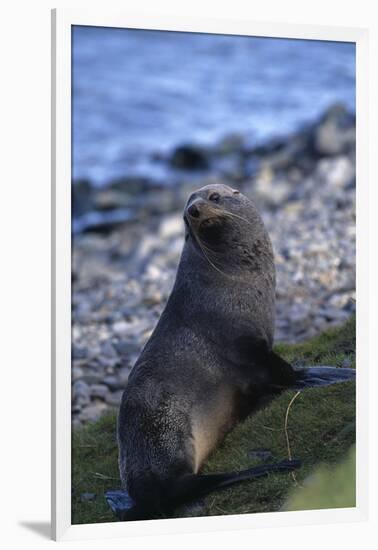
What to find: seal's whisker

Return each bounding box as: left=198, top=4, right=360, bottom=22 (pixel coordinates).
left=195, top=233, right=224, bottom=260
left=197, top=241, right=228, bottom=277
left=222, top=211, right=253, bottom=226
left=193, top=232, right=229, bottom=277
left=198, top=240, right=222, bottom=257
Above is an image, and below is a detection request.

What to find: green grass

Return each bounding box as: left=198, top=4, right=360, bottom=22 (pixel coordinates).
left=72, top=413, right=119, bottom=524
left=72, top=315, right=355, bottom=524
left=285, top=446, right=356, bottom=511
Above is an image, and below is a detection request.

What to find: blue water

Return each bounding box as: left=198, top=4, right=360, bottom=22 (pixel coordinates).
left=72, top=26, right=355, bottom=186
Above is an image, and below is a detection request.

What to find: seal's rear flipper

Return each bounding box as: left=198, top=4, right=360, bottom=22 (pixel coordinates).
left=106, top=459, right=301, bottom=521
left=293, top=366, right=355, bottom=389
left=105, top=489, right=140, bottom=521
left=168, top=459, right=302, bottom=508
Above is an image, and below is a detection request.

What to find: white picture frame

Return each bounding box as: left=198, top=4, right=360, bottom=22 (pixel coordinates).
left=51, top=8, right=369, bottom=541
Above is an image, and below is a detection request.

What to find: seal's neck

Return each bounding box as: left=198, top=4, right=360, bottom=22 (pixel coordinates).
left=178, top=236, right=275, bottom=282
left=167, top=245, right=276, bottom=351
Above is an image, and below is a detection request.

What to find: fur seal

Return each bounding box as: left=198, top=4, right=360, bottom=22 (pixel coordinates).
left=108, top=183, right=355, bottom=521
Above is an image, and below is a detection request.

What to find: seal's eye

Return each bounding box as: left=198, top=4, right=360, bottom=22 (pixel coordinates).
left=209, top=192, right=220, bottom=202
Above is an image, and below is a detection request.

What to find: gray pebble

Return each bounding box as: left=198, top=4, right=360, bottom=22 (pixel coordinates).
left=80, top=403, right=108, bottom=423
left=98, top=355, right=120, bottom=369
left=103, top=375, right=124, bottom=391
left=105, top=390, right=124, bottom=406
left=112, top=321, right=130, bottom=336
left=81, top=492, right=96, bottom=502
left=73, top=380, right=90, bottom=401
left=90, top=384, right=109, bottom=400
left=117, top=367, right=132, bottom=386
left=248, top=449, right=273, bottom=461
left=80, top=372, right=105, bottom=385
left=100, top=340, right=118, bottom=358
left=72, top=344, right=88, bottom=360
left=72, top=366, right=84, bottom=380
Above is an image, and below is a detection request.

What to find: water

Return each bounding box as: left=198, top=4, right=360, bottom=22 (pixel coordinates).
left=72, top=26, right=355, bottom=186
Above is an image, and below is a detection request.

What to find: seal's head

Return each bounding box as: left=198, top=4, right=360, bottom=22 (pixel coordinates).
left=183, top=183, right=274, bottom=277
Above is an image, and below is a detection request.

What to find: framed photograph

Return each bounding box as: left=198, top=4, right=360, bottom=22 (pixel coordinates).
left=51, top=8, right=369, bottom=542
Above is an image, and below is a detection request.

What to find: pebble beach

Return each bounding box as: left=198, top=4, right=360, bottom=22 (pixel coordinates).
left=72, top=104, right=356, bottom=427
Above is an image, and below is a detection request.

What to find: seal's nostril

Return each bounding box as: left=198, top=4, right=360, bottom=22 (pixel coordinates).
left=188, top=204, right=200, bottom=218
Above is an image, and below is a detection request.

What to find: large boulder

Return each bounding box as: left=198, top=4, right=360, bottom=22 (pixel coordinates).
left=170, top=144, right=209, bottom=170
left=313, top=103, right=355, bottom=157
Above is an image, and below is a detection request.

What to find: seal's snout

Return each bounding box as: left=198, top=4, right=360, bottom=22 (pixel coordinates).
left=186, top=198, right=214, bottom=223
left=188, top=203, right=200, bottom=219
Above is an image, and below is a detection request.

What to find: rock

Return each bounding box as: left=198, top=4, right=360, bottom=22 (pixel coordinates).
left=249, top=136, right=286, bottom=157
left=72, top=344, right=88, bottom=360
left=215, top=154, right=246, bottom=181
left=143, top=290, right=162, bottom=307
left=81, top=492, right=96, bottom=502
left=159, top=214, right=183, bottom=239
left=254, top=167, right=292, bottom=208
left=313, top=104, right=355, bottom=157
left=320, top=307, right=349, bottom=322
left=342, top=357, right=353, bottom=368
left=100, top=340, right=119, bottom=359
left=72, top=418, right=82, bottom=430
left=72, top=365, right=84, bottom=380
left=80, top=402, right=108, bottom=423
left=72, top=179, right=93, bottom=217
left=215, top=133, right=245, bottom=155
left=103, top=375, right=124, bottom=391
left=73, top=380, right=90, bottom=402
left=108, top=176, right=151, bottom=195
left=113, top=341, right=139, bottom=357
left=117, top=367, right=131, bottom=386
left=145, top=265, right=163, bottom=283
left=80, top=372, right=105, bottom=385
left=98, top=355, right=120, bottom=369
left=90, top=384, right=109, bottom=400
left=112, top=321, right=130, bottom=336
left=93, top=190, right=130, bottom=211
left=170, top=145, right=209, bottom=170
left=316, top=156, right=354, bottom=188
left=248, top=449, right=273, bottom=461
left=105, top=390, right=124, bottom=406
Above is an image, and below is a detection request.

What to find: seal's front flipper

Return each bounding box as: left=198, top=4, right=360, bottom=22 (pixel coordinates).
left=105, top=489, right=139, bottom=521
left=293, top=366, right=355, bottom=389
